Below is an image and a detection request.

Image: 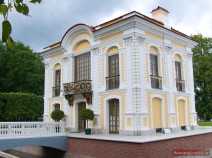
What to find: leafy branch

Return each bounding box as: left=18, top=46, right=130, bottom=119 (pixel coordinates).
left=0, top=0, right=41, bottom=49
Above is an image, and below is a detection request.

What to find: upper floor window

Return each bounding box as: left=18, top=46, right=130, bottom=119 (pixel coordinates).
left=53, top=64, right=61, bottom=97
left=149, top=47, right=162, bottom=89
left=175, top=55, right=185, bottom=92
left=106, top=47, right=119, bottom=90
left=75, top=52, right=91, bottom=81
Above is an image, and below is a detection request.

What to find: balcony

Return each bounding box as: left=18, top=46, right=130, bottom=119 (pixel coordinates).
left=106, top=75, right=120, bottom=90
left=63, top=80, right=92, bottom=106
left=176, top=79, right=185, bottom=92
left=52, top=86, right=60, bottom=97
left=150, top=75, right=162, bottom=89
left=63, top=80, right=92, bottom=94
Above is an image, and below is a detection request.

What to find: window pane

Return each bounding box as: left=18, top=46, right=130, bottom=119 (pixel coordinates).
left=75, top=52, right=91, bottom=81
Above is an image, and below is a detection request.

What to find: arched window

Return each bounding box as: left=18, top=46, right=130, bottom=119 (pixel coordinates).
left=106, top=47, right=119, bottom=90
left=149, top=46, right=162, bottom=89
left=175, top=55, right=185, bottom=92
left=53, top=64, right=61, bottom=97
left=73, top=40, right=91, bottom=82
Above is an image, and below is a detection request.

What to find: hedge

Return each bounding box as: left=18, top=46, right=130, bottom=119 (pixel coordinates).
left=0, top=92, right=43, bottom=121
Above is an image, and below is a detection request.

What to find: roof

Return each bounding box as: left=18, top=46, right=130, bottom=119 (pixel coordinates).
left=151, top=6, right=169, bottom=13
left=43, top=10, right=194, bottom=51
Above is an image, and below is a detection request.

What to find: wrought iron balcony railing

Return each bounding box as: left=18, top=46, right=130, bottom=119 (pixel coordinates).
left=63, top=80, right=92, bottom=94
left=52, top=86, right=60, bottom=97
left=176, top=79, right=185, bottom=92
left=150, top=75, right=162, bottom=89
left=106, top=75, right=120, bottom=90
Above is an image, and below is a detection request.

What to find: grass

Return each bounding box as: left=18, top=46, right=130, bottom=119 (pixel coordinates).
left=198, top=121, right=212, bottom=126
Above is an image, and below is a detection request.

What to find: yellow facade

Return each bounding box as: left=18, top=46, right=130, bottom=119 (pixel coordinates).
left=147, top=92, right=168, bottom=129
left=51, top=53, right=64, bottom=60
left=178, top=99, right=186, bottom=126
left=70, top=32, right=92, bottom=44
left=152, top=98, right=162, bottom=128
left=73, top=40, right=90, bottom=53
left=100, top=32, right=123, bottom=43
left=171, top=41, right=186, bottom=50
left=107, top=46, right=118, bottom=55
left=144, top=31, right=164, bottom=41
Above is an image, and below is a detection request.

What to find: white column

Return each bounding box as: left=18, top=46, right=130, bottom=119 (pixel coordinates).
left=44, top=62, right=50, bottom=122
left=165, top=46, right=175, bottom=127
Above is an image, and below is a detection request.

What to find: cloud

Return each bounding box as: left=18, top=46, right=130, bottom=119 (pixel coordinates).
left=0, top=0, right=211, bottom=52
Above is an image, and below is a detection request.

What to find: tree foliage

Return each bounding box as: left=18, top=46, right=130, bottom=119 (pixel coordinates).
left=0, top=92, right=43, bottom=121
left=0, top=0, right=41, bottom=48
left=80, top=109, right=94, bottom=128
left=51, top=109, right=65, bottom=122
left=0, top=41, right=44, bottom=95
left=192, top=34, right=212, bottom=121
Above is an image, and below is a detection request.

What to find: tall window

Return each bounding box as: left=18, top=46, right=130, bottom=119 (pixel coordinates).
left=75, top=52, right=91, bottom=81
left=106, top=54, right=119, bottom=89
left=175, top=58, right=185, bottom=92
left=150, top=54, right=162, bottom=89
left=150, top=54, right=158, bottom=76
left=53, top=69, right=61, bottom=96
left=175, top=61, right=181, bottom=80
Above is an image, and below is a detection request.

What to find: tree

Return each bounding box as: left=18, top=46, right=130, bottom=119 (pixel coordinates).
left=0, top=0, right=41, bottom=49
left=51, top=109, right=65, bottom=122
left=0, top=41, right=44, bottom=95
left=192, top=34, right=212, bottom=121
left=80, top=109, right=94, bottom=129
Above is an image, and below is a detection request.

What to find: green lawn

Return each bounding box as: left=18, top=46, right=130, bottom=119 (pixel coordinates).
left=198, top=121, right=212, bottom=126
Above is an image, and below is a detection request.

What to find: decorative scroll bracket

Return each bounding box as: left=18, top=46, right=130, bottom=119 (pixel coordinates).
left=82, top=92, right=93, bottom=105
left=65, top=94, right=74, bottom=107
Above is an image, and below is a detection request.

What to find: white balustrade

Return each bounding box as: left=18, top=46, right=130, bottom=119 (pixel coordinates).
left=0, top=122, right=65, bottom=138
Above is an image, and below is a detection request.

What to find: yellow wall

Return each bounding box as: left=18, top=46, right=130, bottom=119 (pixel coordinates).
left=143, top=118, right=147, bottom=127
left=127, top=118, right=132, bottom=126
left=174, top=95, right=190, bottom=126
left=73, top=40, right=90, bottom=53
left=147, top=92, right=168, bottom=129
left=51, top=53, right=64, bottom=60
left=150, top=46, right=158, bottom=54
left=178, top=100, right=186, bottom=126
left=152, top=98, right=162, bottom=128
left=54, top=63, right=61, bottom=70
left=171, top=41, right=186, bottom=50
left=100, top=32, right=123, bottom=43
left=144, top=31, right=164, bottom=41
left=100, top=92, right=126, bottom=130
left=107, top=46, right=118, bottom=55
left=70, top=32, right=92, bottom=44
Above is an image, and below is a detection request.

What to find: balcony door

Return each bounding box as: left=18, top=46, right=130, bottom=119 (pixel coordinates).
left=78, top=102, right=86, bottom=132
left=106, top=54, right=119, bottom=90
left=75, top=52, right=90, bottom=82
left=109, top=99, right=119, bottom=133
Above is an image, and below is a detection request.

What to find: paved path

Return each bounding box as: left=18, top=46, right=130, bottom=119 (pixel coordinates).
left=68, top=126, right=212, bottom=143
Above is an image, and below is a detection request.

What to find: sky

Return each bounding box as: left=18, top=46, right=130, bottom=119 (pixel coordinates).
left=1, top=0, right=212, bottom=52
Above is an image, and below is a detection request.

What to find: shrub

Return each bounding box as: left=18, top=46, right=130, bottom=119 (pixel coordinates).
left=0, top=92, right=43, bottom=121
left=51, top=109, right=65, bottom=122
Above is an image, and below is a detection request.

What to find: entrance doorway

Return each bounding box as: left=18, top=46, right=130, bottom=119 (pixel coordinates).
left=109, top=99, right=119, bottom=133
left=78, top=102, right=86, bottom=132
